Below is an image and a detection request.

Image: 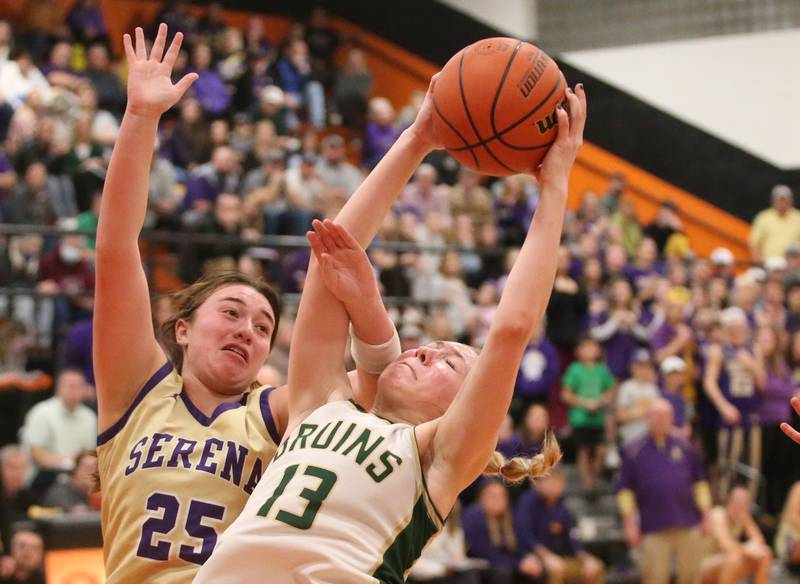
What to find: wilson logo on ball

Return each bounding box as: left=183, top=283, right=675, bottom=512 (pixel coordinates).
left=536, top=112, right=558, bottom=134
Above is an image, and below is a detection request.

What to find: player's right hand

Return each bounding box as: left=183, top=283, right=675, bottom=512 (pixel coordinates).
left=123, top=23, right=198, bottom=119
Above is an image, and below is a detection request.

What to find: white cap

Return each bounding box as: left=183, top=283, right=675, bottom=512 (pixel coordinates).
left=660, top=356, right=686, bottom=375
left=710, top=247, right=734, bottom=266
left=744, top=267, right=766, bottom=283
left=720, top=306, right=748, bottom=327
left=260, top=85, right=285, bottom=105
left=765, top=256, right=788, bottom=271
left=772, top=184, right=793, bottom=199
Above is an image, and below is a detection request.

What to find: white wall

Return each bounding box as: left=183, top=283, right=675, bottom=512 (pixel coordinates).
left=438, top=0, right=538, bottom=41
left=563, top=29, right=800, bottom=170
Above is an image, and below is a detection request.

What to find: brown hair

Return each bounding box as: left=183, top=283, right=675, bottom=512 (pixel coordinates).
left=160, top=271, right=281, bottom=373
left=483, top=431, right=562, bottom=483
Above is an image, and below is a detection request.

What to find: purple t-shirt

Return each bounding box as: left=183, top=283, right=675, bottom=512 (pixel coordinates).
left=362, top=122, right=400, bottom=169
left=590, top=311, right=642, bottom=379
left=661, top=390, right=686, bottom=427
left=617, top=435, right=704, bottom=534
left=758, top=366, right=793, bottom=425
left=514, top=338, right=561, bottom=401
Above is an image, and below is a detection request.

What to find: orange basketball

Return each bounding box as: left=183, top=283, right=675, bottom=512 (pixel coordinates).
left=431, top=37, right=566, bottom=176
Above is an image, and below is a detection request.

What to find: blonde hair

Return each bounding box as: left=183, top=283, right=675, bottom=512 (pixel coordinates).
left=483, top=432, right=562, bottom=483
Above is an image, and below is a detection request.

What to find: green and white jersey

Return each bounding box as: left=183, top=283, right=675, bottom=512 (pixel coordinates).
left=194, top=400, right=444, bottom=584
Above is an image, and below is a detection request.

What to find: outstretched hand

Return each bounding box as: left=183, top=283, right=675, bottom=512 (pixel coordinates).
left=124, top=23, right=198, bottom=119
left=533, top=83, right=587, bottom=190
left=307, top=219, right=378, bottom=306
left=781, top=396, right=800, bottom=444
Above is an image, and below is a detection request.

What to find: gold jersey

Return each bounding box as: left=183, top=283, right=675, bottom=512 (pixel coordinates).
left=97, top=362, right=280, bottom=584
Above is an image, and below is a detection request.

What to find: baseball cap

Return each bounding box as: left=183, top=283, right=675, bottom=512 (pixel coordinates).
left=772, top=184, right=793, bottom=199
left=710, top=247, right=734, bottom=266
left=765, top=256, right=788, bottom=271
left=660, top=356, right=686, bottom=375
left=260, top=85, right=285, bottom=105
left=631, top=348, right=652, bottom=364
left=720, top=306, right=748, bottom=327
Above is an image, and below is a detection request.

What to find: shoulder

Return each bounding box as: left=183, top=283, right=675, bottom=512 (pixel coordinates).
left=25, top=397, right=57, bottom=418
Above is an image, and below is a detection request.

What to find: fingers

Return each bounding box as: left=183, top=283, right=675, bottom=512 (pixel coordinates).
left=306, top=231, right=330, bottom=266
left=163, top=31, right=184, bottom=69
left=135, top=27, right=146, bottom=60
left=792, top=396, right=800, bottom=417
left=174, top=72, right=199, bottom=96
left=553, top=104, right=570, bottom=145
left=331, top=221, right=359, bottom=250
left=781, top=422, right=800, bottom=445
left=570, top=83, right=587, bottom=140
left=122, top=33, right=135, bottom=62
left=150, top=22, right=168, bottom=62
left=427, top=72, right=440, bottom=96
left=563, top=85, right=582, bottom=140
left=312, top=219, right=339, bottom=253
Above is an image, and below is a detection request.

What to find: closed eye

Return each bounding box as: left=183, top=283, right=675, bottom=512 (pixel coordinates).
left=446, top=359, right=456, bottom=370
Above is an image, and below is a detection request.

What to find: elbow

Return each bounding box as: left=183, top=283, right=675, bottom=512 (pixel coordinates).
left=491, top=314, right=538, bottom=345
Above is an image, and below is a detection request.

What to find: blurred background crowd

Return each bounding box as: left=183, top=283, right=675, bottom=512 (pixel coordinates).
left=1, top=2, right=800, bottom=583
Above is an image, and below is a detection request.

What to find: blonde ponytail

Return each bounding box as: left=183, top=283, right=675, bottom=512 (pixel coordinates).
left=484, top=432, right=562, bottom=483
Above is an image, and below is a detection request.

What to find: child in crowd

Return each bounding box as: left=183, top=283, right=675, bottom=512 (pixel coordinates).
left=561, top=336, right=616, bottom=489
left=616, top=349, right=660, bottom=448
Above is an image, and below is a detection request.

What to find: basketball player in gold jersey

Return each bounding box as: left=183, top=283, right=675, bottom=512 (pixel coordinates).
left=95, top=24, right=444, bottom=583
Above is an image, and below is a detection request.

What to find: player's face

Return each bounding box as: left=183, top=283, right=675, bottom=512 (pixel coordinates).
left=177, top=284, right=276, bottom=394
left=379, top=341, right=477, bottom=421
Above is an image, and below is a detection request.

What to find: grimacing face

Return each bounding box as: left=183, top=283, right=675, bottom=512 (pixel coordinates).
left=376, top=341, right=478, bottom=422
left=176, top=284, right=276, bottom=395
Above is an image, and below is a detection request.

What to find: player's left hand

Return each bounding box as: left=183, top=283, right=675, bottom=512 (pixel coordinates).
left=307, top=219, right=378, bottom=306
left=533, top=83, right=586, bottom=191
left=781, top=396, right=800, bottom=445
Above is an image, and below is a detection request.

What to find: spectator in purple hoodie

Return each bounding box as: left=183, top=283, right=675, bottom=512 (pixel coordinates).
left=513, top=321, right=560, bottom=414
left=462, top=480, right=544, bottom=583
left=590, top=278, right=649, bottom=379
left=515, top=468, right=604, bottom=584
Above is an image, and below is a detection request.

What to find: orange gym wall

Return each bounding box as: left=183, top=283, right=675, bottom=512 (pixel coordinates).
left=94, top=0, right=751, bottom=261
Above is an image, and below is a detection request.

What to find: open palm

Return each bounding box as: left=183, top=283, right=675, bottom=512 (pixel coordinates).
left=124, top=23, right=198, bottom=119
left=307, top=219, right=377, bottom=306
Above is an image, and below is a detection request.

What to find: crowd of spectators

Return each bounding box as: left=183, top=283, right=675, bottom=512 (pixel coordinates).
left=2, top=2, right=800, bottom=583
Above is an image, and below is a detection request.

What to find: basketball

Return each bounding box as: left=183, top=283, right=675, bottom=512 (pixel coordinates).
left=431, top=37, right=567, bottom=176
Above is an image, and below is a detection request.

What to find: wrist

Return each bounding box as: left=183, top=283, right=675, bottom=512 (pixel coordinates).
left=402, top=125, right=436, bottom=156
left=124, top=105, right=162, bottom=124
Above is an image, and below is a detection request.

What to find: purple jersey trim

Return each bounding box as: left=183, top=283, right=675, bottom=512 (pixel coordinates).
left=259, top=386, right=281, bottom=445
left=97, top=361, right=173, bottom=446
left=179, top=391, right=245, bottom=426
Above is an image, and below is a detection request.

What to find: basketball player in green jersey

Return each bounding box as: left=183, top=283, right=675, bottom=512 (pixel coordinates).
left=196, top=85, right=586, bottom=583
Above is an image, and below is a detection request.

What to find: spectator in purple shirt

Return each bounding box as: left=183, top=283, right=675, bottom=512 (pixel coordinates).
left=515, top=468, right=604, bottom=584
left=362, top=97, right=400, bottom=170
left=590, top=278, right=648, bottom=379
left=651, top=286, right=693, bottom=367
left=188, top=42, right=231, bottom=116
left=624, top=238, right=662, bottom=292
left=66, top=0, right=107, bottom=44
left=616, top=399, right=710, bottom=584
left=398, top=163, right=451, bottom=221
left=754, top=326, right=795, bottom=515
left=513, top=322, right=560, bottom=413
left=462, top=480, right=544, bottom=583
left=62, top=317, right=93, bottom=387
left=659, top=356, right=690, bottom=438
left=182, top=145, right=241, bottom=215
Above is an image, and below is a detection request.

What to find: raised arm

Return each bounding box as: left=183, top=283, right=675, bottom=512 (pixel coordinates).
left=93, top=24, right=197, bottom=430
left=286, top=81, right=440, bottom=421
left=423, top=85, right=586, bottom=511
